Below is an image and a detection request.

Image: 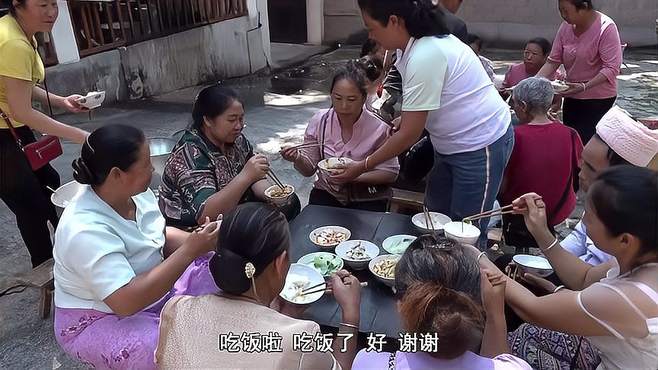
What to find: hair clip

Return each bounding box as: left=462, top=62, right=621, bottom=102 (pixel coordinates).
left=245, top=262, right=256, bottom=279
left=85, top=135, right=95, bottom=154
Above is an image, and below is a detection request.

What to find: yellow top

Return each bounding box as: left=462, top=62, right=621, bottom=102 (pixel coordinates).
left=0, top=15, right=45, bottom=129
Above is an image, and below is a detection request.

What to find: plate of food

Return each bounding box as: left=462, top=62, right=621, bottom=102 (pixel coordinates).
left=335, top=240, right=379, bottom=270
left=76, top=91, right=106, bottom=109
left=279, top=263, right=325, bottom=305
left=317, top=157, right=354, bottom=175
left=309, top=226, right=351, bottom=249
left=550, top=80, right=570, bottom=93
left=411, top=212, right=452, bottom=234
left=297, top=252, right=343, bottom=277
left=369, top=254, right=400, bottom=287
left=382, top=235, right=417, bottom=255
left=264, top=184, right=295, bottom=206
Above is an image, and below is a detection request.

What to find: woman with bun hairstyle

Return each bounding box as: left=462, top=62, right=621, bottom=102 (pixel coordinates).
left=52, top=124, right=220, bottom=370
left=281, top=61, right=399, bottom=212
left=156, top=202, right=362, bottom=370
left=352, top=235, right=531, bottom=369
left=337, top=0, right=513, bottom=246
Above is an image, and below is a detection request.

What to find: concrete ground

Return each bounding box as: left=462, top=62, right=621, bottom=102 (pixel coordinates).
left=1, top=45, right=657, bottom=369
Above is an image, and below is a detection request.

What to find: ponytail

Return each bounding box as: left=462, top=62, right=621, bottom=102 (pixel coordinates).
left=357, top=0, right=450, bottom=39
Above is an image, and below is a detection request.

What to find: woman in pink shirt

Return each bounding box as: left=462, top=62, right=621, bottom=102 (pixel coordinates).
left=503, top=38, right=563, bottom=89
left=281, top=61, right=399, bottom=211
left=538, top=0, right=622, bottom=144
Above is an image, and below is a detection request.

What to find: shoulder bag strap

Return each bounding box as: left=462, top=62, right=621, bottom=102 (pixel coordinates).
left=0, top=108, right=24, bottom=148
left=319, top=108, right=332, bottom=161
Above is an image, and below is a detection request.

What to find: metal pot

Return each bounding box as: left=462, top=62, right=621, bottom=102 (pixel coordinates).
left=149, top=137, right=177, bottom=190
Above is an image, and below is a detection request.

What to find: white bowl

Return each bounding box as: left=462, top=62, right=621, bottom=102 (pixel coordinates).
left=51, top=181, right=84, bottom=209
left=411, top=212, right=452, bottom=234
left=279, top=263, right=326, bottom=305
left=297, top=252, right=343, bottom=277
left=309, top=226, right=351, bottom=249
left=264, top=184, right=295, bottom=206
left=369, top=254, right=400, bottom=288
left=76, top=91, right=106, bottom=109
left=513, top=254, right=554, bottom=277
left=317, top=157, right=354, bottom=175
left=382, top=234, right=417, bottom=255
left=443, top=221, right=481, bottom=246
left=335, top=240, right=379, bottom=270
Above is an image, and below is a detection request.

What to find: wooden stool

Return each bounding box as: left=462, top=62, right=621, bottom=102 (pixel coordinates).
left=22, top=259, right=55, bottom=319
left=389, top=188, right=425, bottom=214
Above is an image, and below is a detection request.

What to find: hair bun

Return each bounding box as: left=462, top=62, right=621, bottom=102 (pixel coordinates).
left=209, top=247, right=252, bottom=295
left=72, top=158, right=97, bottom=185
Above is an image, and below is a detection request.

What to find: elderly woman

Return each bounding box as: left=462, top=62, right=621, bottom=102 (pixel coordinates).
left=538, top=0, right=622, bottom=145
left=159, top=85, right=300, bottom=228
left=53, top=125, right=219, bottom=369
left=281, top=61, right=399, bottom=212
left=499, top=77, right=583, bottom=249
left=478, top=165, right=658, bottom=370
left=157, top=203, right=362, bottom=370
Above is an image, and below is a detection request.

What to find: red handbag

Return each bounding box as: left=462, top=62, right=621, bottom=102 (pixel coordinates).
left=1, top=108, right=63, bottom=171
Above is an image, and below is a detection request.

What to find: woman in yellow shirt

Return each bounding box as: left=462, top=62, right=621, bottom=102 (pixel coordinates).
left=0, top=1, right=89, bottom=267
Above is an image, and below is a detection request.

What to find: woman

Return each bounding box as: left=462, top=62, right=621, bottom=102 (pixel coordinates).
left=477, top=166, right=658, bottom=369
left=341, top=0, right=513, bottom=244
left=159, top=85, right=300, bottom=228
left=0, top=0, right=89, bottom=267
left=352, top=235, right=531, bottom=369
left=281, top=61, right=399, bottom=212
left=500, top=77, right=583, bottom=250
left=537, top=0, right=622, bottom=145
left=157, top=202, right=362, bottom=370
left=53, top=125, right=220, bottom=369
left=503, top=38, right=563, bottom=89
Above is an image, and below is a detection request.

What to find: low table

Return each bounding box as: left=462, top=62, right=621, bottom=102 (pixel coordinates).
left=288, top=205, right=422, bottom=338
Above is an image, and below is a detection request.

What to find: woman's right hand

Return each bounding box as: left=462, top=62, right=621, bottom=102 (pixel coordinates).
left=184, top=219, right=220, bottom=257
left=280, top=146, right=299, bottom=162
left=330, top=270, right=361, bottom=319
left=241, top=154, right=270, bottom=182
left=512, top=193, right=549, bottom=237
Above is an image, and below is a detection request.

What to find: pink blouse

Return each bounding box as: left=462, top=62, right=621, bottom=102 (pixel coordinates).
left=503, top=62, right=564, bottom=88
left=548, top=12, right=622, bottom=100
left=297, top=108, right=399, bottom=203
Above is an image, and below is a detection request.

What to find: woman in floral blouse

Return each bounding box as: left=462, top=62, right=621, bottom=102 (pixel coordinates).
left=159, top=85, right=300, bottom=228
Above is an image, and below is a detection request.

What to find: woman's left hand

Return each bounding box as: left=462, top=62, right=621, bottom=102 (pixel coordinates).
left=480, top=268, right=507, bottom=314
left=61, top=94, right=89, bottom=113
left=331, top=160, right=365, bottom=184
left=560, top=82, right=586, bottom=97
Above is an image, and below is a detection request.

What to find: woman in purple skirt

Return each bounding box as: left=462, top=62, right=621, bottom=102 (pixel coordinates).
left=52, top=124, right=220, bottom=369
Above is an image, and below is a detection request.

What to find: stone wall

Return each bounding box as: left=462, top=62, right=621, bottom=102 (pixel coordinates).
left=323, top=0, right=658, bottom=47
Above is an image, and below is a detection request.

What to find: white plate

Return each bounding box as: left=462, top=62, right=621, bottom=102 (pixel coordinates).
left=309, top=226, right=351, bottom=248
left=335, top=240, right=379, bottom=270
left=551, top=81, right=570, bottom=93
left=411, top=212, right=452, bottom=233
left=382, top=234, right=417, bottom=255
left=279, top=263, right=325, bottom=305
left=297, top=252, right=343, bottom=277
left=51, top=181, right=84, bottom=209
left=76, top=91, right=106, bottom=109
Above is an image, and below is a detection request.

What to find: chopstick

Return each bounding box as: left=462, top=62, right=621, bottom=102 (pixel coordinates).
left=46, top=186, right=57, bottom=193
left=464, top=197, right=543, bottom=222
left=423, top=206, right=436, bottom=236
left=267, top=170, right=286, bottom=191
left=301, top=282, right=369, bottom=297
left=288, top=143, right=322, bottom=150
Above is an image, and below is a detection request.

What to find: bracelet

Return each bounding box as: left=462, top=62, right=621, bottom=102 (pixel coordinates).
left=554, top=285, right=566, bottom=293
left=364, top=156, right=371, bottom=172
left=477, top=251, right=488, bottom=263
left=541, top=237, right=559, bottom=253
left=339, top=322, right=359, bottom=330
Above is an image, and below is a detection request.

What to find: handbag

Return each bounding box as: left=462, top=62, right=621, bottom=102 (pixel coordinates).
left=1, top=109, right=62, bottom=171
left=319, top=109, right=392, bottom=204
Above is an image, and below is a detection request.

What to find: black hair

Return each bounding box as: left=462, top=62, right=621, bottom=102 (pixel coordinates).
left=467, top=34, right=482, bottom=49
left=563, top=0, right=594, bottom=10
left=209, top=203, right=289, bottom=295
left=357, top=0, right=450, bottom=39
left=330, top=60, right=371, bottom=98
left=6, top=0, right=23, bottom=16
left=357, top=55, right=383, bottom=83
left=191, top=85, right=240, bottom=131
left=589, top=166, right=658, bottom=256
left=592, top=133, right=632, bottom=167
left=526, top=37, right=552, bottom=56
left=395, top=235, right=484, bottom=359
left=360, top=38, right=380, bottom=58
left=72, top=124, right=146, bottom=186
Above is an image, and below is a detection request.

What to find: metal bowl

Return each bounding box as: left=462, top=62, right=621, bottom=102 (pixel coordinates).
left=148, top=137, right=177, bottom=189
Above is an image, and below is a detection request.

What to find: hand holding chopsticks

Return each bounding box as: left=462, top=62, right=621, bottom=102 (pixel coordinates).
left=463, top=195, right=545, bottom=222
left=300, top=281, right=368, bottom=297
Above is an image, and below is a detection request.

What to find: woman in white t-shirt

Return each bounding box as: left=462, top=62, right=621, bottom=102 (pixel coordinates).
left=52, top=124, right=220, bottom=370
left=337, top=0, right=513, bottom=246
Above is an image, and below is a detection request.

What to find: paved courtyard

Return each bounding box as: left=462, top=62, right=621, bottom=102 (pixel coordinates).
left=0, top=45, right=657, bottom=369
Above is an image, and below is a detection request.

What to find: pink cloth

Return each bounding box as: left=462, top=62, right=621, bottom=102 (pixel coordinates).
left=503, top=62, right=564, bottom=88
left=548, top=12, right=622, bottom=100
left=299, top=108, right=399, bottom=203
left=353, top=350, right=532, bottom=370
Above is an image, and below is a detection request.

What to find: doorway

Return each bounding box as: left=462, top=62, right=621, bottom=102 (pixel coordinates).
left=268, top=0, right=307, bottom=43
